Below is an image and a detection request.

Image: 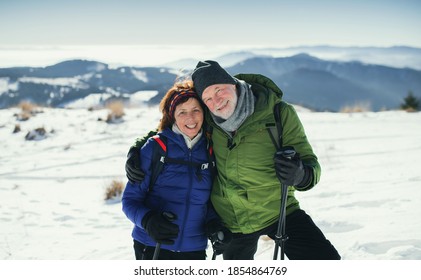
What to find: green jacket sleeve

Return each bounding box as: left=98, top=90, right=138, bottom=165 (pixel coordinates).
left=132, top=130, right=158, bottom=149
left=279, top=102, right=321, bottom=191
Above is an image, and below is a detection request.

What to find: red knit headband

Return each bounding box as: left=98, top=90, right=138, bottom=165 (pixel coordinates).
left=168, top=90, right=199, bottom=119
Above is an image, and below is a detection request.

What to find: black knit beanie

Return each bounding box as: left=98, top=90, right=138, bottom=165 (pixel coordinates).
left=192, top=60, right=236, bottom=98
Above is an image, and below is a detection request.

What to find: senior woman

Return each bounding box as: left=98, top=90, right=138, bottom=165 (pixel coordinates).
left=122, top=80, right=230, bottom=260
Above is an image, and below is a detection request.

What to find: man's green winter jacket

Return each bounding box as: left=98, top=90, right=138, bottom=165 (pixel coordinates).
left=207, top=73, right=321, bottom=234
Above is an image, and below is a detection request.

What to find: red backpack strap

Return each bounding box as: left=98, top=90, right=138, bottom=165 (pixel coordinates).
left=152, top=135, right=167, bottom=152
left=147, top=134, right=167, bottom=191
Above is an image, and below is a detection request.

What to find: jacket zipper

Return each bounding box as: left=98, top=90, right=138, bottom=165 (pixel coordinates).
left=175, top=149, right=193, bottom=251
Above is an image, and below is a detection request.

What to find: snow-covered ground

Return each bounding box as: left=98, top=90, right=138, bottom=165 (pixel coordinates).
left=0, top=105, right=420, bottom=261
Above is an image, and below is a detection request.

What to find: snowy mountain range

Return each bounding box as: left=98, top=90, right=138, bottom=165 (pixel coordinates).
left=1, top=46, right=421, bottom=111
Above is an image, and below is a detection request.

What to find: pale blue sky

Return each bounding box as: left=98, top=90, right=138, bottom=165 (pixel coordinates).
left=1, top=0, right=421, bottom=47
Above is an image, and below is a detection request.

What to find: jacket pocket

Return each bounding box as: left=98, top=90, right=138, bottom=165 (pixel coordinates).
left=245, top=185, right=280, bottom=203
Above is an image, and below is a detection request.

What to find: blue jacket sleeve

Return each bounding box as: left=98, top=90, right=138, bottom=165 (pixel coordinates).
left=121, top=139, right=154, bottom=229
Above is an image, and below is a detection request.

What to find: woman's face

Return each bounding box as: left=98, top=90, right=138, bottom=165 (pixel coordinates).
left=174, top=97, right=204, bottom=139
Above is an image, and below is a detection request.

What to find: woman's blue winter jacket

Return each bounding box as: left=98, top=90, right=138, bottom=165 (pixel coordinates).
left=122, top=128, right=216, bottom=252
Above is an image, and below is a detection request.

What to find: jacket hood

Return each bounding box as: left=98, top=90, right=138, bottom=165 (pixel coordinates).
left=234, top=73, right=283, bottom=99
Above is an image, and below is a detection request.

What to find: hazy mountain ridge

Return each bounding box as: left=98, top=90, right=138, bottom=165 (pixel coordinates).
left=1, top=48, right=421, bottom=111
left=0, top=60, right=177, bottom=108
left=227, top=54, right=421, bottom=110
left=248, top=46, right=421, bottom=70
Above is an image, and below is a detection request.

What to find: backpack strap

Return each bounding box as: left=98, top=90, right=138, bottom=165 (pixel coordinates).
left=148, top=133, right=216, bottom=191
left=204, top=123, right=217, bottom=180
left=148, top=135, right=167, bottom=191
left=152, top=135, right=167, bottom=153
left=267, top=102, right=283, bottom=150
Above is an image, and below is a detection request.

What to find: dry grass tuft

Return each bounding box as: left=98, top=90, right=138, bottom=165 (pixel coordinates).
left=105, top=100, right=125, bottom=123
left=19, top=101, right=37, bottom=113
left=403, top=107, right=418, bottom=113
left=340, top=102, right=372, bottom=113
left=105, top=180, right=125, bottom=201
left=15, top=101, right=43, bottom=121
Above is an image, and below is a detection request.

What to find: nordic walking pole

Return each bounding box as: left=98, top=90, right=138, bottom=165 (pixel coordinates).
left=273, top=183, right=289, bottom=260
left=211, top=251, right=217, bottom=260
left=153, top=243, right=161, bottom=260
left=211, top=231, right=225, bottom=260
left=273, top=148, right=296, bottom=260
left=152, top=212, right=177, bottom=260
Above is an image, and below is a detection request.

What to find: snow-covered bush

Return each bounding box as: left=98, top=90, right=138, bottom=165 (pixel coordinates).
left=25, top=127, right=47, bottom=141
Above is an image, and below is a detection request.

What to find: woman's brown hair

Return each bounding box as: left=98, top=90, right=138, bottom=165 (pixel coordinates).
left=158, top=80, right=203, bottom=131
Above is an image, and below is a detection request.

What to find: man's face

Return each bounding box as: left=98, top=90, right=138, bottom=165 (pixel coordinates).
left=201, top=84, right=237, bottom=120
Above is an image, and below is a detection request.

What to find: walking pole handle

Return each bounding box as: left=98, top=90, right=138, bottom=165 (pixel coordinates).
left=152, top=211, right=177, bottom=260
left=276, top=148, right=296, bottom=159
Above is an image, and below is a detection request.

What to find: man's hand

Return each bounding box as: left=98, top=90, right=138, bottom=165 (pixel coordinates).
left=125, top=145, right=145, bottom=183
left=274, top=147, right=309, bottom=187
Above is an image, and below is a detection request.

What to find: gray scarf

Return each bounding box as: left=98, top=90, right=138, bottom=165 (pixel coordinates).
left=211, top=78, right=255, bottom=133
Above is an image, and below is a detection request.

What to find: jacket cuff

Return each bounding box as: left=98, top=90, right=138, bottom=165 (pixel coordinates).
left=295, top=165, right=313, bottom=191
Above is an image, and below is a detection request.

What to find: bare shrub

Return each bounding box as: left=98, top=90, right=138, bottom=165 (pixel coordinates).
left=105, top=180, right=125, bottom=201
left=105, top=100, right=125, bottom=123
left=19, top=101, right=36, bottom=113
left=16, top=101, right=43, bottom=121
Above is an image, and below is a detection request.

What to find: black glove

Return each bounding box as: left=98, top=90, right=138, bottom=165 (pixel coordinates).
left=206, top=219, right=232, bottom=255
left=142, top=211, right=179, bottom=245
left=274, top=147, right=310, bottom=187
left=126, top=145, right=145, bottom=183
